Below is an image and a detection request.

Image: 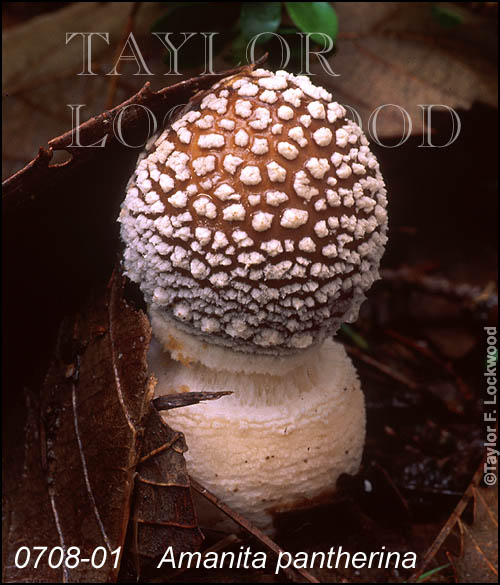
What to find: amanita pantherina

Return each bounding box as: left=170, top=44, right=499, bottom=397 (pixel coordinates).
left=119, top=68, right=388, bottom=532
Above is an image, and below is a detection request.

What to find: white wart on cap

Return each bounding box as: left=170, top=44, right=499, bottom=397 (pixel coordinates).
left=119, top=68, right=388, bottom=354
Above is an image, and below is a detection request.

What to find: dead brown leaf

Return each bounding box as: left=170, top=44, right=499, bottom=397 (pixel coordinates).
left=451, top=484, right=498, bottom=582
left=410, top=466, right=498, bottom=583
left=329, top=2, right=497, bottom=136
left=2, top=61, right=255, bottom=583
left=2, top=272, right=152, bottom=582
left=120, top=407, right=204, bottom=580
left=3, top=3, right=498, bottom=179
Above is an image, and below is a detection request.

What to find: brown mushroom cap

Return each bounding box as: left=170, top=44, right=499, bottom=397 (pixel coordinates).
left=119, top=68, right=388, bottom=354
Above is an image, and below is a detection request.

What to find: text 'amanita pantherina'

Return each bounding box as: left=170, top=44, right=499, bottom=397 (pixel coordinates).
left=119, top=67, right=388, bottom=533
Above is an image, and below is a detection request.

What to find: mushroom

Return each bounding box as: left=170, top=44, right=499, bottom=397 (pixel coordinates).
left=119, top=68, right=388, bottom=533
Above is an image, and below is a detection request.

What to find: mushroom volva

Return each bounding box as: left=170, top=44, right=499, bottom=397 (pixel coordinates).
left=119, top=68, right=388, bottom=532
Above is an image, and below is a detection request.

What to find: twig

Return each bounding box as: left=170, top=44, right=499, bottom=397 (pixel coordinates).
left=204, top=533, right=242, bottom=554
left=139, top=433, right=184, bottom=464
left=153, top=391, right=233, bottom=411
left=408, top=464, right=484, bottom=582
left=458, top=518, right=498, bottom=576
left=163, top=534, right=242, bottom=582
left=385, top=329, right=442, bottom=366
left=190, top=477, right=321, bottom=583
left=384, top=329, right=473, bottom=402
left=474, top=488, right=498, bottom=528
left=345, top=344, right=420, bottom=390
left=381, top=268, right=498, bottom=312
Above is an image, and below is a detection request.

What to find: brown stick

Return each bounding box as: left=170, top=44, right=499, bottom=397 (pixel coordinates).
left=408, top=464, right=484, bottom=582
left=162, top=534, right=243, bottom=582
left=381, top=268, right=498, bottom=311
left=346, top=344, right=420, bottom=390
left=153, top=391, right=233, bottom=411
left=190, top=477, right=321, bottom=583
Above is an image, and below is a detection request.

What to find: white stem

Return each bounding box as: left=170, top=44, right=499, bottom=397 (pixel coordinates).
left=148, top=316, right=366, bottom=534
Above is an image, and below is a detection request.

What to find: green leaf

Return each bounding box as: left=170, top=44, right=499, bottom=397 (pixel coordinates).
left=431, top=2, right=465, bottom=29
left=240, top=2, right=282, bottom=44
left=415, top=563, right=451, bottom=582
left=285, top=2, right=338, bottom=46
left=340, top=324, right=370, bottom=351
